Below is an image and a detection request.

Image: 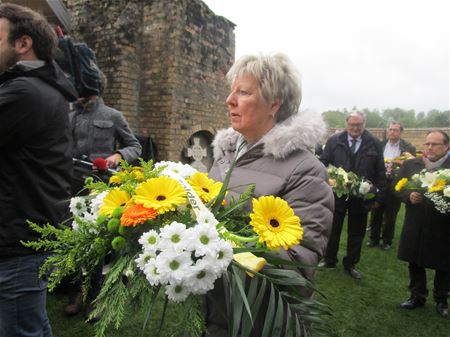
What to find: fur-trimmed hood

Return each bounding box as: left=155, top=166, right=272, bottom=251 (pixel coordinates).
left=212, top=110, right=327, bottom=160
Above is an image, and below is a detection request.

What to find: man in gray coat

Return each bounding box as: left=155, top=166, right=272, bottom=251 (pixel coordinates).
left=70, top=71, right=142, bottom=192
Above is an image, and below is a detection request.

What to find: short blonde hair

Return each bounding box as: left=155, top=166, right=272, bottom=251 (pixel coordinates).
left=226, top=53, right=302, bottom=123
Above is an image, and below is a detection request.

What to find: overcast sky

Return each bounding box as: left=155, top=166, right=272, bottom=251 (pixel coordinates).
left=202, top=0, right=450, bottom=114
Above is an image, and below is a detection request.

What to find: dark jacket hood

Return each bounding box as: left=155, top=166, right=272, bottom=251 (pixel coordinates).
left=0, top=61, right=77, bottom=102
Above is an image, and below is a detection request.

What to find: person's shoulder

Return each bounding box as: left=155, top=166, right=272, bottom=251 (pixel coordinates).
left=326, top=131, right=344, bottom=144
left=96, top=101, right=124, bottom=117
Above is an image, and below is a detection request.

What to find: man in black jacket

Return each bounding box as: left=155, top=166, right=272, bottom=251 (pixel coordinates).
left=367, top=121, right=416, bottom=250
left=0, top=4, right=77, bottom=336
left=397, top=130, right=450, bottom=318
left=320, top=111, right=386, bottom=279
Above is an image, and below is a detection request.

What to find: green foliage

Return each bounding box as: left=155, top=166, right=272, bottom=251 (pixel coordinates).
left=22, top=221, right=107, bottom=292
left=322, top=110, right=346, bottom=128
left=224, top=261, right=333, bottom=337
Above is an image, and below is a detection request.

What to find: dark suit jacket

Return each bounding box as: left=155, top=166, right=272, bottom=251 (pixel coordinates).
left=320, top=130, right=386, bottom=204
left=381, top=138, right=416, bottom=156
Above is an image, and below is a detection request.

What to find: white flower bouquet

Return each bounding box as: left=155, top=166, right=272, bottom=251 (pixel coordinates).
left=395, top=168, right=450, bottom=214
left=327, top=165, right=376, bottom=200
left=24, top=160, right=333, bottom=337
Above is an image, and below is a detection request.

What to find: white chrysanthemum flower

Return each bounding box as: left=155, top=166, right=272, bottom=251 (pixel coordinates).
left=138, top=230, right=160, bottom=253
left=69, top=197, right=88, bottom=217
left=158, top=221, right=188, bottom=252
left=155, top=161, right=197, bottom=178
left=82, top=212, right=97, bottom=223
left=89, top=191, right=109, bottom=215
left=143, top=258, right=161, bottom=286
left=443, top=186, right=450, bottom=198
left=188, top=223, right=220, bottom=257
left=207, top=239, right=233, bottom=274
left=420, top=172, right=437, bottom=188
left=135, top=251, right=156, bottom=271
left=358, top=181, right=371, bottom=195
left=184, top=258, right=217, bottom=295
left=156, top=250, right=192, bottom=285
left=196, top=209, right=219, bottom=227
left=165, top=282, right=190, bottom=303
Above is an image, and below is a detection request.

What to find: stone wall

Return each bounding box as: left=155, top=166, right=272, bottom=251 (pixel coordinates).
left=63, top=0, right=235, bottom=163
left=328, top=128, right=450, bottom=152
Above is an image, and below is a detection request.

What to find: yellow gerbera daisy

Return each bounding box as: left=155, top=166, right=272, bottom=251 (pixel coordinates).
left=395, top=178, right=408, bottom=192
left=99, top=189, right=132, bottom=216
left=249, top=196, right=303, bottom=250
left=428, top=179, right=446, bottom=193
left=187, top=172, right=223, bottom=203
left=134, top=176, right=187, bottom=214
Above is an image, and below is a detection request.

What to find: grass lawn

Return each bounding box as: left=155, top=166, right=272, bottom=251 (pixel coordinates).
left=46, top=206, right=450, bottom=337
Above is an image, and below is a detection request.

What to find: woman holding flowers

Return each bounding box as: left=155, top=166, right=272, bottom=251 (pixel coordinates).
left=396, top=130, right=450, bottom=317
left=206, top=53, right=334, bottom=336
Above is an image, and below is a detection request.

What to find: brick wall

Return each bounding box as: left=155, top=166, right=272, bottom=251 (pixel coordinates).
left=64, top=0, right=234, bottom=161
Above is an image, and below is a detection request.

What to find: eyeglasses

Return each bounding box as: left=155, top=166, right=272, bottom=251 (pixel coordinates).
left=423, top=142, right=445, bottom=147
left=348, top=123, right=364, bottom=128
left=388, top=128, right=401, bottom=132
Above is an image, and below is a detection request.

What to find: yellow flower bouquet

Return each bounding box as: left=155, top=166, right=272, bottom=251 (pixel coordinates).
left=384, top=152, right=415, bottom=178
left=395, top=168, right=450, bottom=214
left=24, top=160, right=332, bottom=337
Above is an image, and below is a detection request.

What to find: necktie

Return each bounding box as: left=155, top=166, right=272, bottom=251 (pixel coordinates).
left=350, top=139, right=357, bottom=154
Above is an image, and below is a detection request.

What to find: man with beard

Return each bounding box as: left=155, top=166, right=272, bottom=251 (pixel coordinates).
left=0, top=4, right=77, bottom=336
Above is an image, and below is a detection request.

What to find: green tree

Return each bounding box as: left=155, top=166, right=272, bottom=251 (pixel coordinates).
left=422, top=109, right=450, bottom=127
left=322, top=110, right=346, bottom=128
left=364, top=109, right=385, bottom=128
left=382, top=108, right=417, bottom=127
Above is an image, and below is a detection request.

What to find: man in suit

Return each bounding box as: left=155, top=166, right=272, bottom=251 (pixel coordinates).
left=396, top=130, right=449, bottom=318
left=367, top=121, right=416, bottom=250
left=319, top=111, right=386, bottom=279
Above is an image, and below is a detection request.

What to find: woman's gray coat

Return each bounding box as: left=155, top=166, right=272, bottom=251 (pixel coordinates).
left=209, top=111, right=334, bottom=273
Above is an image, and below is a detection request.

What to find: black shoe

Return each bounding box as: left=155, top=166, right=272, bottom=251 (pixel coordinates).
left=436, top=302, right=449, bottom=318
left=344, top=266, right=362, bottom=279
left=366, top=241, right=379, bottom=248
left=381, top=243, right=391, bottom=251
left=318, top=261, right=336, bottom=268
left=400, top=297, right=425, bottom=310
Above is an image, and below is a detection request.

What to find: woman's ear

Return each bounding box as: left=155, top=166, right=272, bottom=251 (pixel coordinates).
left=270, top=98, right=281, bottom=116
